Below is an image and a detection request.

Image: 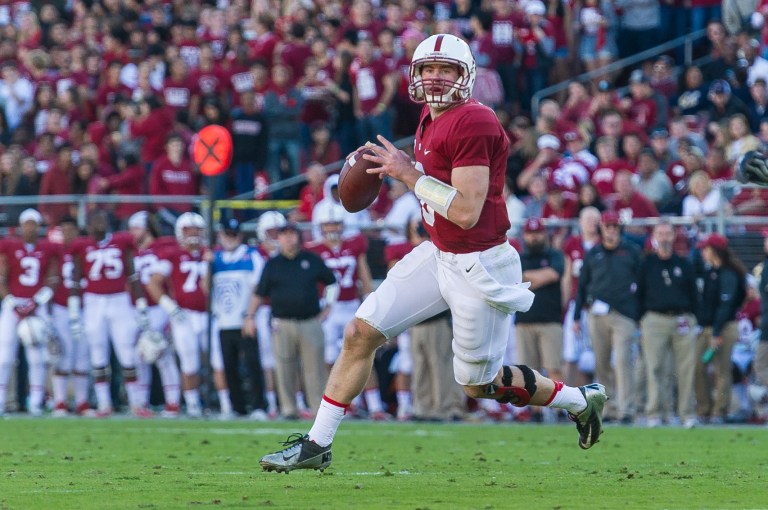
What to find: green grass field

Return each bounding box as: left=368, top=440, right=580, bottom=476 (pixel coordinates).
left=0, top=417, right=766, bottom=510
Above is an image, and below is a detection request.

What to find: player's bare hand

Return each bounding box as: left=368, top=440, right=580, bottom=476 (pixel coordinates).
left=242, top=318, right=256, bottom=338
left=572, top=322, right=581, bottom=336
left=362, top=135, right=421, bottom=188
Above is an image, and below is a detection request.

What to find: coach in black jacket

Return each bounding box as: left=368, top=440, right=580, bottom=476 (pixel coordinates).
left=574, top=211, right=641, bottom=423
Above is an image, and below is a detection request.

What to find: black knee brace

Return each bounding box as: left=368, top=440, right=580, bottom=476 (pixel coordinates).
left=92, top=366, right=110, bottom=382
left=514, top=364, right=538, bottom=398
left=123, top=367, right=137, bottom=382
left=484, top=365, right=536, bottom=407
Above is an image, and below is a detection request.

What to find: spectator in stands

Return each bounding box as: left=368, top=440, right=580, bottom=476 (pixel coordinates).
left=671, top=65, right=709, bottom=118
left=650, top=55, right=677, bottom=98
left=126, top=95, right=175, bottom=171
left=591, top=135, right=625, bottom=196
left=648, top=127, right=674, bottom=170
left=523, top=174, right=548, bottom=219
left=746, top=78, right=768, bottom=131
left=576, top=0, right=617, bottom=76
left=0, top=151, right=35, bottom=225
left=682, top=170, right=725, bottom=220
left=489, top=0, right=521, bottom=113
left=695, top=233, right=747, bottom=424
left=517, top=1, right=555, bottom=112
left=517, top=134, right=562, bottom=192
left=292, top=162, right=326, bottom=223
left=703, top=145, right=734, bottom=183
left=0, top=61, right=34, bottom=132
left=633, top=148, right=674, bottom=211
left=230, top=90, right=269, bottom=197
left=39, top=144, right=75, bottom=226
left=93, top=152, right=145, bottom=226
left=707, top=79, right=751, bottom=123
left=148, top=133, right=199, bottom=218
left=726, top=113, right=761, bottom=163
left=621, top=70, right=659, bottom=132
left=577, top=182, right=606, bottom=213
left=562, top=82, right=593, bottom=126
left=304, top=121, right=342, bottom=169
left=263, top=63, right=304, bottom=192
left=611, top=169, right=660, bottom=224
left=616, top=0, right=661, bottom=60
left=350, top=37, right=396, bottom=149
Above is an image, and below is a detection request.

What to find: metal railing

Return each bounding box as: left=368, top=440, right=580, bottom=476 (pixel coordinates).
left=531, top=28, right=708, bottom=117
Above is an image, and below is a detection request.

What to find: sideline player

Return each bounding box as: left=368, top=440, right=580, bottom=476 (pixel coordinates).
left=147, top=212, right=232, bottom=418
left=0, top=209, right=59, bottom=416
left=49, top=216, right=90, bottom=416
left=71, top=210, right=149, bottom=417
left=129, top=211, right=182, bottom=416
left=254, top=211, right=286, bottom=418
left=260, top=34, right=607, bottom=472
left=305, top=204, right=389, bottom=420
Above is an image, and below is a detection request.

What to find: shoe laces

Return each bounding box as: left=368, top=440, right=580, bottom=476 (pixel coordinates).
left=280, top=433, right=308, bottom=449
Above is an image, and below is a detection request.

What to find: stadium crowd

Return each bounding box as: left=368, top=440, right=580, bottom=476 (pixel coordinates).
left=1, top=0, right=768, bottom=425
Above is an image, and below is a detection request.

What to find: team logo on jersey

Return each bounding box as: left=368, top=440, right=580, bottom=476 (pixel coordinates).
left=301, top=260, right=310, bottom=270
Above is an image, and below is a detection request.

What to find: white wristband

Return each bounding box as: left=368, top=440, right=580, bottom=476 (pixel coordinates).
left=67, top=295, right=81, bottom=320
left=135, top=297, right=148, bottom=312
left=158, top=295, right=178, bottom=315
left=33, top=286, right=53, bottom=306
left=414, top=175, right=458, bottom=219
left=323, top=283, right=340, bottom=306
left=2, top=295, right=17, bottom=310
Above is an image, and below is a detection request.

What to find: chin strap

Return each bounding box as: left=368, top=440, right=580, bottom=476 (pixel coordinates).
left=484, top=365, right=537, bottom=407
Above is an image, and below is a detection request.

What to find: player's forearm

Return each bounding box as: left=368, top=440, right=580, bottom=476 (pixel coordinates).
left=244, top=294, right=263, bottom=319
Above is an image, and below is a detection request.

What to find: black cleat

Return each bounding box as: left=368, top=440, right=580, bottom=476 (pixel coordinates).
left=260, top=433, right=332, bottom=473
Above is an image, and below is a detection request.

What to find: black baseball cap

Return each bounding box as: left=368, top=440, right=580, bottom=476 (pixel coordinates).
left=222, top=218, right=241, bottom=234
left=278, top=223, right=300, bottom=234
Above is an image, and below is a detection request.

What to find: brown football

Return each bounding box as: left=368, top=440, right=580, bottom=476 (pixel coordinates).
left=338, top=148, right=382, bottom=213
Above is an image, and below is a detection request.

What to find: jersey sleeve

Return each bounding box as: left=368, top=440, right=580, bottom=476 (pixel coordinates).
left=445, top=107, right=503, bottom=168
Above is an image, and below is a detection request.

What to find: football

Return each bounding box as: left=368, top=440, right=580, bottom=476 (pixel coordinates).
left=338, top=148, right=382, bottom=213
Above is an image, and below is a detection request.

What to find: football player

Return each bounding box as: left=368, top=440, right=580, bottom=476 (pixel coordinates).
left=49, top=216, right=91, bottom=417
left=260, top=34, right=607, bottom=473
left=0, top=209, right=59, bottom=416
left=253, top=210, right=286, bottom=418
left=562, top=207, right=601, bottom=386
left=128, top=211, right=182, bottom=417
left=147, top=212, right=232, bottom=418
left=305, top=204, right=390, bottom=420
left=70, top=210, right=150, bottom=417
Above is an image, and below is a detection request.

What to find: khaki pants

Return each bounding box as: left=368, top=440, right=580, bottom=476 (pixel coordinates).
left=410, top=317, right=465, bottom=420
left=588, top=310, right=637, bottom=419
left=271, top=317, right=327, bottom=418
left=694, top=323, right=738, bottom=419
left=515, top=322, right=564, bottom=377
left=640, top=312, right=697, bottom=420
left=755, top=342, right=768, bottom=387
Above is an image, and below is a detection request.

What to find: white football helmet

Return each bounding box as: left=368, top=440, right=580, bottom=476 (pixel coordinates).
left=136, top=330, right=169, bottom=363
left=257, top=211, right=287, bottom=242
left=408, top=34, right=476, bottom=107
left=174, top=212, right=206, bottom=246
left=17, top=316, right=50, bottom=347
left=314, top=203, right=346, bottom=242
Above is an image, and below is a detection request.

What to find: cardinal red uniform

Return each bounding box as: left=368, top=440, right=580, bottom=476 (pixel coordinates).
left=70, top=232, right=139, bottom=411
left=0, top=238, right=59, bottom=414
left=306, top=234, right=368, bottom=364
left=357, top=98, right=535, bottom=386
left=152, top=245, right=216, bottom=376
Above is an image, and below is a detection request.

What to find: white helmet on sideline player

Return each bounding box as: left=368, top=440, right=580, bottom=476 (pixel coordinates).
left=17, top=316, right=49, bottom=347
left=313, top=203, right=346, bottom=242
left=174, top=212, right=206, bottom=247
left=257, top=211, right=287, bottom=242
left=408, top=34, right=476, bottom=107
left=136, top=330, right=169, bottom=363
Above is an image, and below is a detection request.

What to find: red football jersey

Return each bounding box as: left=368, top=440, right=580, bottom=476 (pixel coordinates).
left=562, top=235, right=594, bottom=302
left=153, top=246, right=208, bottom=312
left=71, top=232, right=134, bottom=295
left=305, top=234, right=368, bottom=302
left=414, top=100, right=510, bottom=253
left=134, top=236, right=177, bottom=306
left=52, top=244, right=75, bottom=307
left=0, top=238, right=59, bottom=298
